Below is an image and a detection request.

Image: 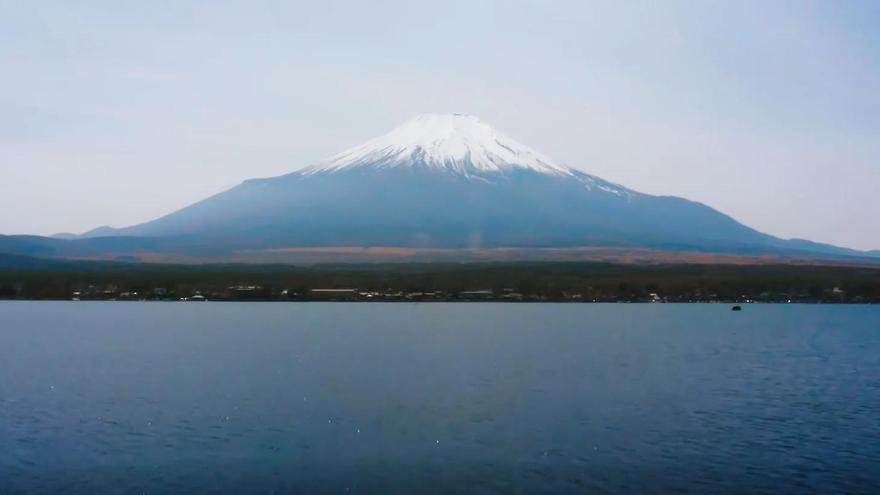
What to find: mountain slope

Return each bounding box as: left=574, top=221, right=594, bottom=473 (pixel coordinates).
left=80, top=168, right=775, bottom=250
left=57, top=113, right=871, bottom=260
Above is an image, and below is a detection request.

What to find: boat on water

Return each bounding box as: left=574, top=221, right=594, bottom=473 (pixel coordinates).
left=732, top=305, right=742, bottom=311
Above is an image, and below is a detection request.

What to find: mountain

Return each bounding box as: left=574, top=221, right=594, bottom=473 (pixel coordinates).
left=9, top=114, right=878, bottom=262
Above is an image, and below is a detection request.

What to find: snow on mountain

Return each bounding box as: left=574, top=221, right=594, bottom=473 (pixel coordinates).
left=304, top=113, right=577, bottom=178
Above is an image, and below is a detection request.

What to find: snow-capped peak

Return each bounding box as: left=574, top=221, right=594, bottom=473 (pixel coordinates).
left=303, top=113, right=575, bottom=177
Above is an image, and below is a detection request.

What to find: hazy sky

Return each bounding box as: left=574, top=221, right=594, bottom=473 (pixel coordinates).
left=2, top=1, right=878, bottom=249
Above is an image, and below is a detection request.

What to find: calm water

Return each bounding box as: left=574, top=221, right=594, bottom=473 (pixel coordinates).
left=1, top=302, right=879, bottom=494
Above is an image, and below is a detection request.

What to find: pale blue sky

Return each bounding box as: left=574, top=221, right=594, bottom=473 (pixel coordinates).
left=2, top=1, right=878, bottom=249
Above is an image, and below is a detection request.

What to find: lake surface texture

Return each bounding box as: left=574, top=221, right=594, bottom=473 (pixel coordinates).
left=1, top=302, right=879, bottom=494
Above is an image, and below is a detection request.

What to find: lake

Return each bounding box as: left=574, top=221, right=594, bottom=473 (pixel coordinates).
left=1, top=302, right=879, bottom=494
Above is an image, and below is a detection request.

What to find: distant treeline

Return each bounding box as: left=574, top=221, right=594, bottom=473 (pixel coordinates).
left=1, top=254, right=879, bottom=302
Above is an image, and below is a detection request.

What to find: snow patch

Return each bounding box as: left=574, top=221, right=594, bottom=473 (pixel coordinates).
left=304, top=113, right=574, bottom=177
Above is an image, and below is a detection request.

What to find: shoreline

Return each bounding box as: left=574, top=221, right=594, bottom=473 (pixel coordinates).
left=2, top=299, right=877, bottom=305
